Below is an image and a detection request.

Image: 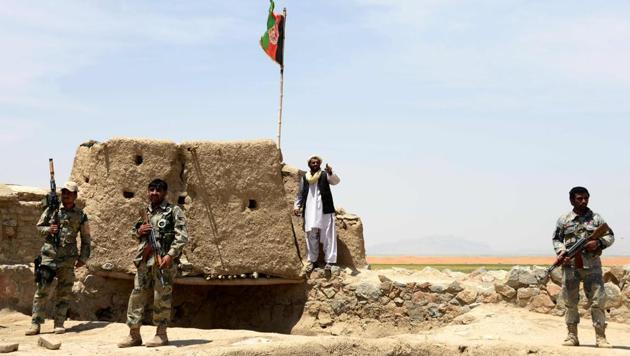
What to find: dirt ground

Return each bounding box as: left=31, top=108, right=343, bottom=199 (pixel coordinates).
left=368, top=256, right=630, bottom=266
left=2, top=304, right=630, bottom=355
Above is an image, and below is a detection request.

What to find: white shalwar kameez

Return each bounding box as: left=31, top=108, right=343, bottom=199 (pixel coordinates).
left=295, top=172, right=340, bottom=264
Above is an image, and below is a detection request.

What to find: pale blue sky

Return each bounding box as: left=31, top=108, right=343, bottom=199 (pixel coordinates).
left=2, top=1, right=629, bottom=255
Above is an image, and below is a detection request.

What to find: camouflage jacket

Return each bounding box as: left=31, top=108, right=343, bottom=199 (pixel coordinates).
left=132, top=200, right=188, bottom=267
left=552, top=208, right=614, bottom=269
left=36, top=205, right=91, bottom=268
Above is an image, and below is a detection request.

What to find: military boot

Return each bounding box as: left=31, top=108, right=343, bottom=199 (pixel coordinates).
left=53, top=320, right=65, bottom=334
left=145, top=325, right=169, bottom=347
left=562, top=323, right=579, bottom=346
left=117, top=326, right=142, bottom=348
left=595, top=326, right=612, bottom=348
left=24, top=323, right=40, bottom=336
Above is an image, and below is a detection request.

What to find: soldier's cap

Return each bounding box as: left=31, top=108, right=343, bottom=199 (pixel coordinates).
left=307, top=155, right=322, bottom=164
left=61, top=181, right=79, bottom=193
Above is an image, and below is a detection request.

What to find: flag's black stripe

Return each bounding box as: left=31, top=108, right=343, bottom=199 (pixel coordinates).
left=276, top=16, right=285, bottom=66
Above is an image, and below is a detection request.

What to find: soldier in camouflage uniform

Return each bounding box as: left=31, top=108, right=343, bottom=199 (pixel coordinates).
left=553, top=186, right=614, bottom=348
left=25, top=181, right=90, bottom=336
left=118, top=178, right=188, bottom=348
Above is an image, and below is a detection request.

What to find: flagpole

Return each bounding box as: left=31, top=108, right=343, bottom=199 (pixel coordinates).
left=277, top=7, right=286, bottom=150
left=277, top=66, right=284, bottom=149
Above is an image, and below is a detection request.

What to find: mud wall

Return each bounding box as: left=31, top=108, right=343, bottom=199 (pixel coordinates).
left=69, top=138, right=302, bottom=279
left=0, top=185, right=47, bottom=265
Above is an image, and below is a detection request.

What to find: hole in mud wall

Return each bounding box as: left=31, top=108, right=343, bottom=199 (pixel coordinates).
left=134, top=155, right=143, bottom=165
left=84, top=176, right=90, bottom=183
left=248, top=199, right=258, bottom=210
left=123, top=191, right=135, bottom=199
left=170, top=284, right=307, bottom=333
left=178, top=196, right=186, bottom=205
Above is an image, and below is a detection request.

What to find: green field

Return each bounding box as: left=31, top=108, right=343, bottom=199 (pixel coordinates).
left=369, top=263, right=524, bottom=272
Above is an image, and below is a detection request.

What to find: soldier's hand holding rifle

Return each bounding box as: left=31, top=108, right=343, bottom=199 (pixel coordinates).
left=48, top=224, right=59, bottom=235
left=159, top=255, right=173, bottom=269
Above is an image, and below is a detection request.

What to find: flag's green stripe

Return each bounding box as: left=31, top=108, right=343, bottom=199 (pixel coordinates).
left=267, top=13, right=276, bottom=29
left=261, top=33, right=270, bottom=50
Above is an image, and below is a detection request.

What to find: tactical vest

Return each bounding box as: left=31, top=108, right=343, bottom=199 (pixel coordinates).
left=300, top=172, right=335, bottom=215
left=153, top=203, right=176, bottom=255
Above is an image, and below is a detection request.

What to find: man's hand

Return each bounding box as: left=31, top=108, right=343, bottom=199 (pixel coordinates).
left=585, top=239, right=600, bottom=252
left=293, top=208, right=301, bottom=216
left=325, top=163, right=333, bottom=175
left=138, top=223, right=151, bottom=236
left=159, top=254, right=173, bottom=269
left=49, top=224, right=59, bottom=235
left=557, top=251, right=567, bottom=265
left=75, top=260, right=86, bottom=268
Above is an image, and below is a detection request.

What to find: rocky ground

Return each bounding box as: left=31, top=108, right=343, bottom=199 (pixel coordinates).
left=2, top=303, right=630, bottom=355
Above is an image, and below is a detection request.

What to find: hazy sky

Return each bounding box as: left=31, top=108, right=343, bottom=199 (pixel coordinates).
left=2, top=1, right=629, bottom=255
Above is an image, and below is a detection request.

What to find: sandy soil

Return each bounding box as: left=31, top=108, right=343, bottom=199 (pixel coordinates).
left=368, top=256, right=630, bottom=266
left=2, top=305, right=630, bottom=355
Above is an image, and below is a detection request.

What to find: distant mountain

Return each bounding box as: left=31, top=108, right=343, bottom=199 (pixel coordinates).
left=366, top=234, right=630, bottom=257
left=366, top=235, right=497, bottom=256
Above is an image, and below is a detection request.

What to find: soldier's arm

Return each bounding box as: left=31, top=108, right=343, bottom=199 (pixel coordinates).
left=327, top=172, right=340, bottom=185
left=552, top=218, right=565, bottom=255
left=594, top=215, right=614, bottom=249
left=79, top=213, right=91, bottom=261
left=167, top=206, right=188, bottom=258
left=36, top=207, right=52, bottom=236
left=131, top=219, right=145, bottom=240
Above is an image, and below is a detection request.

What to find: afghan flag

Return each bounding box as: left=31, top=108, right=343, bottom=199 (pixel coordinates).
left=260, top=0, right=285, bottom=67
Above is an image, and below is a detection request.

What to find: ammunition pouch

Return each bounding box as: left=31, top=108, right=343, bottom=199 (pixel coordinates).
left=34, top=255, right=56, bottom=286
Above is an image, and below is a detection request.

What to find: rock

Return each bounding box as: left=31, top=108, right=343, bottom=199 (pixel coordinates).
left=605, top=282, right=623, bottom=308
left=0, top=343, right=18, bottom=353
left=452, top=314, right=475, bottom=325
left=446, top=281, right=464, bottom=294
left=456, top=289, right=478, bottom=305
left=355, top=282, right=381, bottom=301
left=38, top=335, right=61, bottom=350
left=411, top=291, right=430, bottom=306
left=429, top=284, right=445, bottom=293
left=528, top=294, right=555, bottom=313
left=321, top=288, right=336, bottom=299
left=393, top=297, right=404, bottom=306
left=604, top=266, right=624, bottom=286
left=494, top=283, right=516, bottom=300
left=481, top=292, right=501, bottom=304
left=506, top=266, right=542, bottom=289
left=517, top=287, right=540, bottom=307
left=317, top=311, right=333, bottom=327
left=546, top=282, right=562, bottom=302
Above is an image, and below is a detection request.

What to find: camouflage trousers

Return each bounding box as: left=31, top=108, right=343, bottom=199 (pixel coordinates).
left=126, top=262, right=177, bottom=327
left=31, top=258, right=76, bottom=325
left=562, top=266, right=606, bottom=327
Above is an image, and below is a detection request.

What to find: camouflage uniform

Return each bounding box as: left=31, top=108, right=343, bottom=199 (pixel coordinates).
left=552, top=208, right=614, bottom=328
left=32, top=205, right=90, bottom=325
left=126, top=200, right=187, bottom=327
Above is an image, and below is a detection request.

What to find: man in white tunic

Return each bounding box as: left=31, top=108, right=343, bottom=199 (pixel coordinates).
left=293, top=155, right=341, bottom=273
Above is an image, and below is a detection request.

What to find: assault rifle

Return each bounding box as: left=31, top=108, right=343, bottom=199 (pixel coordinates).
left=139, top=209, right=166, bottom=286
left=544, top=223, right=610, bottom=278
left=47, top=159, right=61, bottom=247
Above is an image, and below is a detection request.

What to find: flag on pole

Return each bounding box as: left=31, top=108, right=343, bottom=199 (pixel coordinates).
left=260, top=0, right=285, bottom=66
